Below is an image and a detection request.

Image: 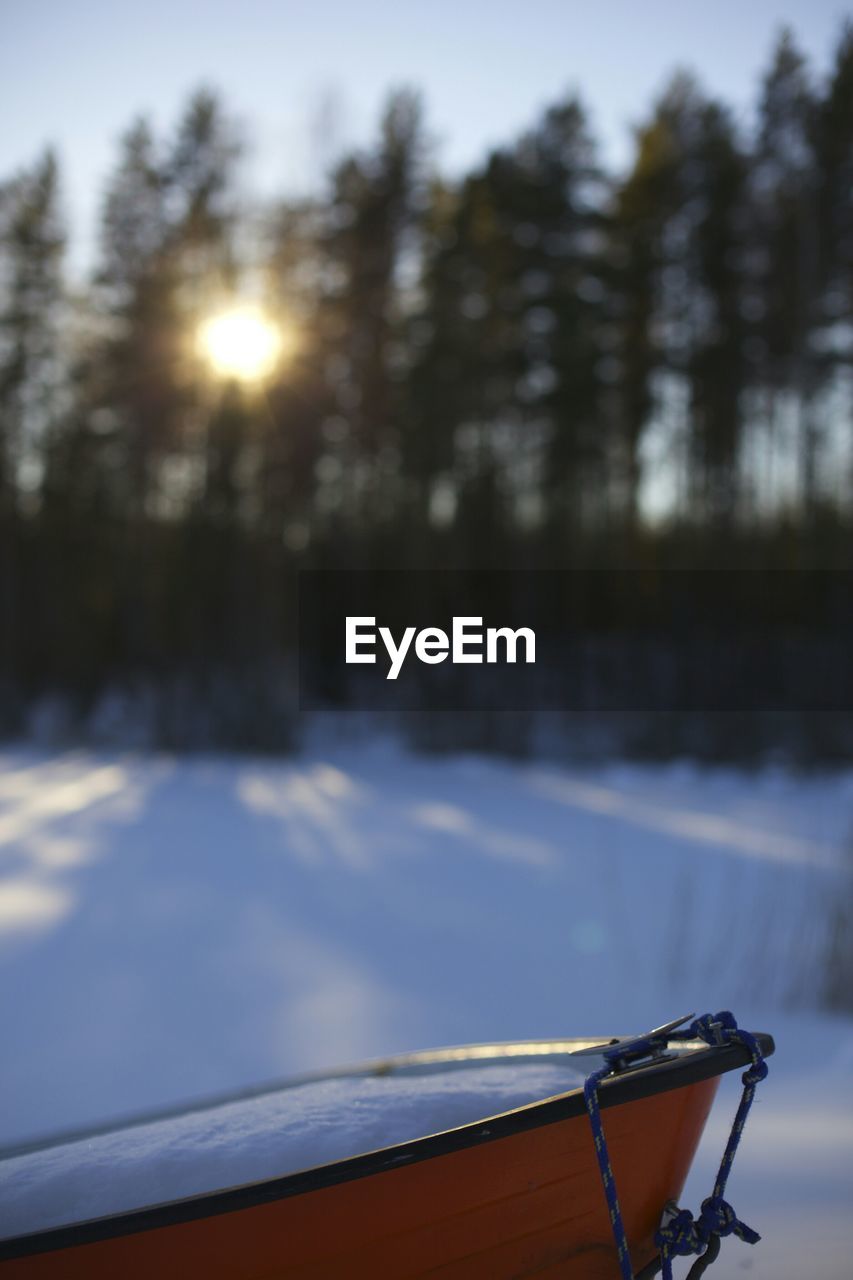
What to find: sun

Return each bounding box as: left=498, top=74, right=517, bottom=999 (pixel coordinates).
left=198, top=306, right=283, bottom=383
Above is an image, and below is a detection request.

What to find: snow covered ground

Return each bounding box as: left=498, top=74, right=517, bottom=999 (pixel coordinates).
left=0, top=734, right=851, bottom=1275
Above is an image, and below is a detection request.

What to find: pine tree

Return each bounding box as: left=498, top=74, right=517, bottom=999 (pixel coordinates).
left=816, top=24, right=853, bottom=318
left=407, top=96, right=607, bottom=562
left=614, top=76, right=749, bottom=529
left=688, top=101, right=749, bottom=522
left=750, top=30, right=820, bottom=517
left=96, top=116, right=176, bottom=517
left=0, top=149, right=65, bottom=706
left=814, top=24, right=853, bottom=513
left=320, top=89, right=427, bottom=540
left=611, top=89, right=683, bottom=530
left=0, top=150, right=65, bottom=512
left=261, top=198, right=337, bottom=553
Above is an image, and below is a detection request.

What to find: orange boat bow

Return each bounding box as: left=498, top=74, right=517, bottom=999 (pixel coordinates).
left=1, top=1076, right=718, bottom=1280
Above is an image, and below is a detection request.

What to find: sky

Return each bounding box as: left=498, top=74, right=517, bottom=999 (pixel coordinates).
left=1, top=0, right=849, bottom=272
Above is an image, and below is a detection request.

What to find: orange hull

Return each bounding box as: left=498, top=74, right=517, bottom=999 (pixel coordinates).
left=1, top=1080, right=716, bottom=1280
left=1, top=1029, right=774, bottom=1279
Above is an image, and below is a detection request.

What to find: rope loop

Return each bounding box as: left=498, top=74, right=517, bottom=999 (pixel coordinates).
left=582, top=1010, right=768, bottom=1280
left=698, top=1196, right=759, bottom=1245
left=656, top=1206, right=704, bottom=1258
left=743, top=1059, right=769, bottom=1086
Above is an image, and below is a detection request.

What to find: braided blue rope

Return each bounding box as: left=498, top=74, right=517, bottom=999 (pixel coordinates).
left=582, top=1011, right=768, bottom=1280
left=583, top=1060, right=634, bottom=1279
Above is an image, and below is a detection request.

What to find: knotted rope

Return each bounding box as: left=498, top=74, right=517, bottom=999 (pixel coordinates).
left=583, top=1011, right=768, bottom=1280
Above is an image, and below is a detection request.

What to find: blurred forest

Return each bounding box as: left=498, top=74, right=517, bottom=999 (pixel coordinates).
left=0, top=26, right=852, bottom=751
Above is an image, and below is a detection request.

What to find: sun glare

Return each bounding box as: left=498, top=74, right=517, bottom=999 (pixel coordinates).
left=198, top=307, right=283, bottom=383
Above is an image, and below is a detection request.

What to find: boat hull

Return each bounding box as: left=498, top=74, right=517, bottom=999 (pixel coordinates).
left=1, top=1075, right=718, bottom=1279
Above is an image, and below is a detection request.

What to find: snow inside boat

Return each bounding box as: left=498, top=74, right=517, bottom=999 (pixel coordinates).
left=0, top=1024, right=774, bottom=1279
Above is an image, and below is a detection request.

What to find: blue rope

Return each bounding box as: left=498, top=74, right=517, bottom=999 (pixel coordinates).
left=584, top=1060, right=634, bottom=1279
left=582, top=1011, right=768, bottom=1280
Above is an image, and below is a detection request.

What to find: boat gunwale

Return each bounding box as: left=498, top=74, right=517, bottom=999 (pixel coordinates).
left=0, top=1031, right=774, bottom=1263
